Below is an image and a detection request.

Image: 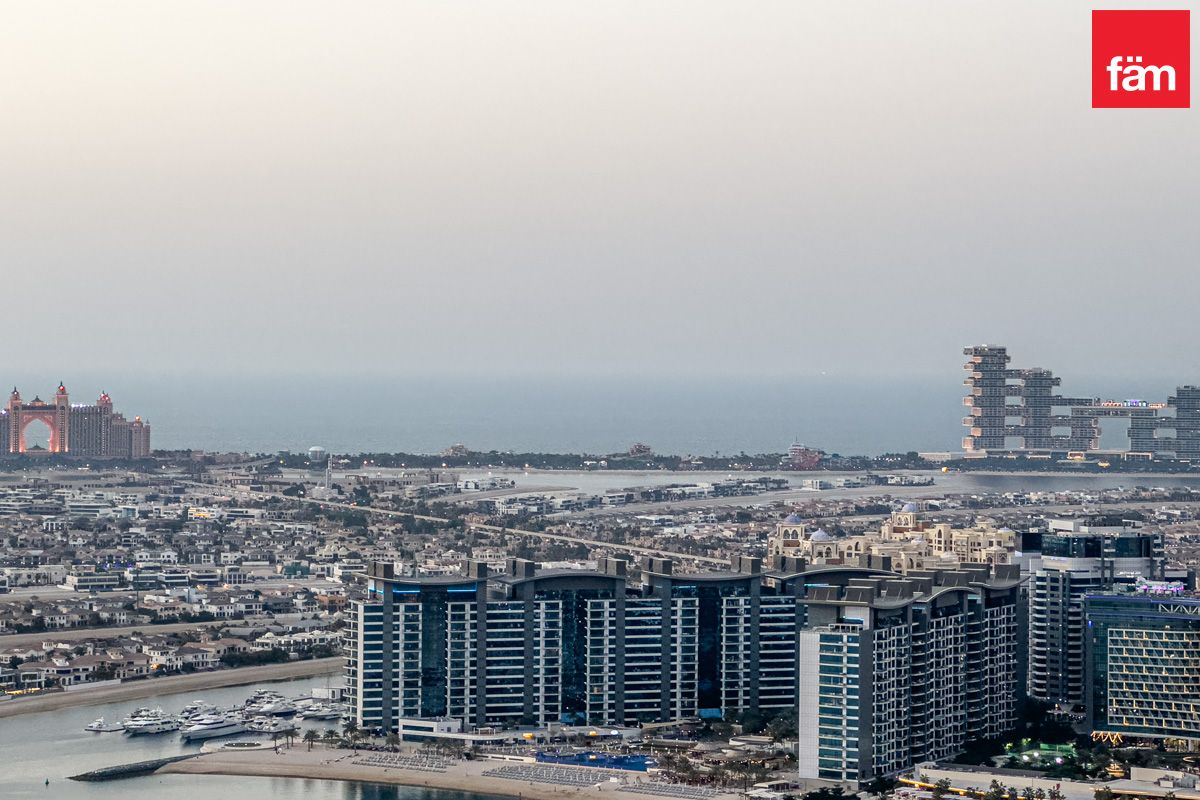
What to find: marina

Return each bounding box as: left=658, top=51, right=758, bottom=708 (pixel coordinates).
left=77, top=687, right=337, bottom=742
left=0, top=675, right=397, bottom=800
left=4, top=673, right=742, bottom=800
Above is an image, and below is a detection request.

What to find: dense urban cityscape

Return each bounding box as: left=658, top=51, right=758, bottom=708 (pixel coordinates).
left=2, top=347, right=1200, bottom=800
left=9, top=3, right=1194, bottom=798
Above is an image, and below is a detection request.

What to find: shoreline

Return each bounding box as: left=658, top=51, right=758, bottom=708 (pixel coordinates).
left=360, top=465, right=1200, bottom=479
left=0, top=657, right=341, bottom=718
left=161, top=747, right=741, bottom=800
left=0, top=620, right=227, bottom=649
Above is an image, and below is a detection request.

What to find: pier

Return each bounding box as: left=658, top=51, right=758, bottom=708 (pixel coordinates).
left=69, top=754, right=201, bottom=782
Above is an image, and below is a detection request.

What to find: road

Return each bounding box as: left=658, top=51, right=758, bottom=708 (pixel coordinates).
left=569, top=483, right=944, bottom=518
left=180, top=479, right=1200, bottom=570
left=1, top=575, right=341, bottom=603
left=0, top=620, right=228, bottom=649
left=182, top=481, right=731, bottom=566
left=439, top=484, right=574, bottom=503
left=822, top=499, right=1200, bottom=526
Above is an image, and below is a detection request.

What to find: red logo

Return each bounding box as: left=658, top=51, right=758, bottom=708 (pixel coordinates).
left=1092, top=10, right=1190, bottom=108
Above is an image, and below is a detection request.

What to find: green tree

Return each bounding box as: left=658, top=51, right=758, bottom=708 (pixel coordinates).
left=803, top=788, right=852, bottom=800
left=984, top=780, right=1008, bottom=800
left=341, top=719, right=362, bottom=755
left=865, top=777, right=898, bottom=796
left=303, top=730, right=319, bottom=751
left=766, top=709, right=798, bottom=742
left=932, top=779, right=953, bottom=800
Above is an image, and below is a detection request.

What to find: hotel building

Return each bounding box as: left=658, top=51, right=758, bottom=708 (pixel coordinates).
left=961, top=344, right=1200, bottom=459
left=1, top=386, right=151, bottom=457
left=1085, top=589, right=1200, bottom=746
left=1028, top=519, right=1188, bottom=708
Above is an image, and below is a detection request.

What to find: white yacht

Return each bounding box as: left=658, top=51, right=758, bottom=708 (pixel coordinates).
left=180, top=714, right=247, bottom=742
left=245, top=692, right=297, bottom=716
left=121, top=706, right=164, bottom=722
left=177, top=700, right=219, bottom=724
left=245, top=716, right=298, bottom=734
left=121, top=707, right=168, bottom=727
left=84, top=717, right=126, bottom=733
left=124, top=714, right=181, bottom=735
left=259, top=699, right=298, bottom=716
left=297, top=703, right=341, bottom=720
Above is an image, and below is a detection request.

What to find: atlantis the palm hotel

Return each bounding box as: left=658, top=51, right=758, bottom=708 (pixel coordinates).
left=344, top=507, right=1022, bottom=786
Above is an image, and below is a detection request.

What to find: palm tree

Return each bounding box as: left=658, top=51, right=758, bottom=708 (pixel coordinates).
left=343, top=726, right=361, bottom=755
left=304, top=730, right=319, bottom=751
left=322, top=729, right=339, bottom=749
left=386, top=733, right=401, bottom=751
left=342, top=719, right=359, bottom=740
left=271, top=731, right=282, bottom=753
left=730, top=763, right=753, bottom=791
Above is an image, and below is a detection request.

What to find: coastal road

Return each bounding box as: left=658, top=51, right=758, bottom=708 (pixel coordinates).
left=0, top=620, right=228, bottom=650
left=1, top=575, right=339, bottom=603
left=568, top=483, right=945, bottom=518
left=182, top=481, right=731, bottom=566
left=0, top=656, right=342, bottom=719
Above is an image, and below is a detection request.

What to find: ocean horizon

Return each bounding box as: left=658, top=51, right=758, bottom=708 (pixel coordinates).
left=3, top=371, right=1184, bottom=457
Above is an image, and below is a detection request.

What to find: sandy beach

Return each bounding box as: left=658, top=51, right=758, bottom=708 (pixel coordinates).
left=0, top=657, right=341, bottom=718
left=161, top=746, right=740, bottom=800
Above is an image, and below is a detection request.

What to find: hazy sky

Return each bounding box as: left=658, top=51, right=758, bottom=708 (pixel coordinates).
left=3, top=1, right=1198, bottom=381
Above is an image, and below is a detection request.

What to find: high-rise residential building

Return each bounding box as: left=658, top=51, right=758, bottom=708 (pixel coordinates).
left=1028, top=518, right=1188, bottom=709
left=796, top=564, right=1020, bottom=784
left=1085, top=587, right=1200, bottom=745
left=0, top=386, right=151, bottom=457
left=346, top=556, right=784, bottom=730
left=346, top=555, right=1021, bottom=785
